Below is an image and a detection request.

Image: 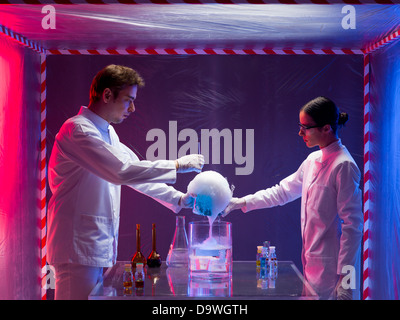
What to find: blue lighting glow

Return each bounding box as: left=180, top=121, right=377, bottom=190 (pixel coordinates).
left=370, top=39, right=400, bottom=300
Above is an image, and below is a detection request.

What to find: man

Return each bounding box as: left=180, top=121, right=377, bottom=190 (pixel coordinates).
left=47, top=65, right=204, bottom=299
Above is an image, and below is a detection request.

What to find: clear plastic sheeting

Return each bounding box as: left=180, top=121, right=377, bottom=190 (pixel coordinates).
left=0, top=33, right=42, bottom=299
left=370, top=40, right=400, bottom=300
left=45, top=53, right=365, bottom=276
left=0, top=3, right=399, bottom=300
left=0, top=4, right=399, bottom=50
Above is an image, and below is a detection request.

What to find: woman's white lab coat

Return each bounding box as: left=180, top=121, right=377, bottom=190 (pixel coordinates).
left=242, top=140, right=363, bottom=299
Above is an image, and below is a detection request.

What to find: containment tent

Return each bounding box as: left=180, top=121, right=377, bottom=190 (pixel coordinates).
left=0, top=1, right=399, bottom=300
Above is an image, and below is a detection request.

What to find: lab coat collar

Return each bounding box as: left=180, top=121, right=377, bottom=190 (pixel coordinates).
left=320, top=139, right=342, bottom=163
left=78, top=106, right=110, bottom=133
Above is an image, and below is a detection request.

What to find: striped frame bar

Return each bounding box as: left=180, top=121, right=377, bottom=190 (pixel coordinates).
left=362, top=53, right=371, bottom=300
left=47, top=48, right=364, bottom=55
left=0, top=0, right=398, bottom=4
left=39, top=54, right=47, bottom=300
left=1, top=9, right=400, bottom=299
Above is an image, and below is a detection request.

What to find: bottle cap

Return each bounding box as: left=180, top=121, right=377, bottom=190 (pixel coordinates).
left=269, top=246, right=276, bottom=252
left=124, top=264, right=131, bottom=271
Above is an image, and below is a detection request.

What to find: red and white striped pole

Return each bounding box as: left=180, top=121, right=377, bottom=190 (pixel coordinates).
left=40, top=54, right=47, bottom=300
left=47, top=48, right=364, bottom=56
left=364, top=29, right=400, bottom=54
left=361, top=28, right=400, bottom=300
left=362, top=53, right=371, bottom=300
left=0, top=25, right=45, bottom=54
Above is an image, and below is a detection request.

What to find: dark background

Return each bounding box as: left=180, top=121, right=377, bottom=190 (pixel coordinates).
left=46, top=54, right=364, bottom=271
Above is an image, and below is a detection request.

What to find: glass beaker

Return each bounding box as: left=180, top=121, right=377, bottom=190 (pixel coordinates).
left=188, top=221, right=232, bottom=281
left=166, top=216, right=189, bottom=267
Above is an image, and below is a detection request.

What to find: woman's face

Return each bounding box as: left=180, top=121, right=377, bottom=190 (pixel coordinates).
left=298, top=110, right=325, bottom=148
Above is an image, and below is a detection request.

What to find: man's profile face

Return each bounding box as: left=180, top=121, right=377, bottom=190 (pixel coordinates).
left=107, top=85, right=137, bottom=124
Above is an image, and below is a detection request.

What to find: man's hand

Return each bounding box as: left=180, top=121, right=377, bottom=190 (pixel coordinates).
left=175, top=154, right=204, bottom=173
left=179, top=193, right=196, bottom=209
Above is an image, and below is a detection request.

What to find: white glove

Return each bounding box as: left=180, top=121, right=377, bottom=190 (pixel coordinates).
left=179, top=193, right=195, bottom=209
left=222, top=197, right=246, bottom=217
left=175, top=154, right=204, bottom=173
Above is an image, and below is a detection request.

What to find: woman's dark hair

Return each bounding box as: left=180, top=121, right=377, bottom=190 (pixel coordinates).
left=300, top=96, right=348, bottom=134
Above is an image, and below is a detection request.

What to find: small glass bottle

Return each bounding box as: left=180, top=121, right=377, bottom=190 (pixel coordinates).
left=166, top=216, right=188, bottom=267
left=260, top=241, right=270, bottom=279
left=256, top=246, right=262, bottom=274
left=135, top=263, right=145, bottom=289
left=132, top=224, right=146, bottom=269
left=122, top=264, right=133, bottom=295
left=147, top=223, right=162, bottom=268
left=269, top=246, right=278, bottom=279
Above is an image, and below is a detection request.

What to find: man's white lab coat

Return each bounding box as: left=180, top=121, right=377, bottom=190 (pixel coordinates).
left=47, top=107, right=184, bottom=267
left=243, top=140, right=363, bottom=299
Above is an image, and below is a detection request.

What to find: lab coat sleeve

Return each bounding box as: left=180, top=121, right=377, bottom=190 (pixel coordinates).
left=56, top=121, right=177, bottom=185
left=118, top=142, right=184, bottom=213
left=335, top=161, right=363, bottom=274
left=128, top=183, right=184, bottom=214
left=242, top=161, right=304, bottom=213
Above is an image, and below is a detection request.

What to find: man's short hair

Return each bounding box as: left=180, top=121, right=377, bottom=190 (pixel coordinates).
left=89, top=64, right=144, bottom=104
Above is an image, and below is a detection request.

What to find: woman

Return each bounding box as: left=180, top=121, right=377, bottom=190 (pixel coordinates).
left=224, top=97, right=363, bottom=299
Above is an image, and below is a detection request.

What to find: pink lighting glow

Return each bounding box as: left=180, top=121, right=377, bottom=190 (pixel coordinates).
left=0, top=33, right=41, bottom=300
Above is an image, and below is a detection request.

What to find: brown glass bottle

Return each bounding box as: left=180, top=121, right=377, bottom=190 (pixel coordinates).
left=131, top=224, right=146, bottom=268
left=147, top=223, right=162, bottom=268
